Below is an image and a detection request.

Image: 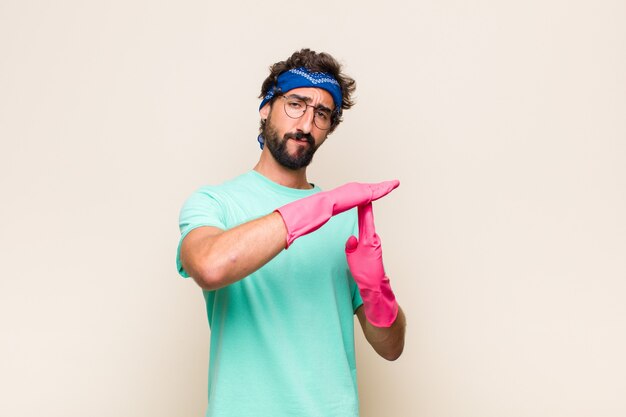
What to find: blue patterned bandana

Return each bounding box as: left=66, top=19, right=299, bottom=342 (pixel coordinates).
left=259, top=67, right=343, bottom=111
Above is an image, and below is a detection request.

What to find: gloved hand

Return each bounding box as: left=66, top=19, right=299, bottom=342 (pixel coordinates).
left=345, top=203, right=398, bottom=328
left=276, top=180, right=399, bottom=248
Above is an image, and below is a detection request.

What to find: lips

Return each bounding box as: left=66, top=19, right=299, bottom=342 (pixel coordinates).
left=286, top=133, right=313, bottom=146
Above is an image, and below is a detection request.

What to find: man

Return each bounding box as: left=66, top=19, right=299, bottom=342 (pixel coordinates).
left=177, top=48, right=406, bottom=417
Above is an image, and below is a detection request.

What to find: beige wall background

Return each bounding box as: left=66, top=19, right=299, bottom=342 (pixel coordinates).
left=1, top=0, right=625, bottom=416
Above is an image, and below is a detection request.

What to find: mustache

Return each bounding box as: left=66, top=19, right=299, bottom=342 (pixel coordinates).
left=285, top=131, right=314, bottom=145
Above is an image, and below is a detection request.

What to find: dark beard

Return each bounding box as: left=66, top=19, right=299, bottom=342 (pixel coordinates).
left=262, top=119, right=319, bottom=170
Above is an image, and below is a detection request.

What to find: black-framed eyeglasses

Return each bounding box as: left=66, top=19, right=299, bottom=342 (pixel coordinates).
left=280, top=95, right=334, bottom=130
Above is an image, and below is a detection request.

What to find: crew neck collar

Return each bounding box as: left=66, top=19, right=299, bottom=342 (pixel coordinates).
left=247, top=170, right=320, bottom=196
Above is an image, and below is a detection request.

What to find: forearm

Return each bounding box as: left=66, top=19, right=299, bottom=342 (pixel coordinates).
left=182, top=180, right=399, bottom=291
left=181, top=212, right=287, bottom=290
left=358, top=305, right=406, bottom=361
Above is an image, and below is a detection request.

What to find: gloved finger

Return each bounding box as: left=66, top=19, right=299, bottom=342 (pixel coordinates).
left=358, top=203, right=376, bottom=242
left=369, top=180, right=400, bottom=202
left=345, top=235, right=359, bottom=253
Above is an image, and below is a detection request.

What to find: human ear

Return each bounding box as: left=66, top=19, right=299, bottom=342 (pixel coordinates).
left=259, top=103, right=270, bottom=119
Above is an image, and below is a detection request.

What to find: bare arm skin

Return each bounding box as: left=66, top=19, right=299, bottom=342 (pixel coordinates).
left=356, top=305, right=406, bottom=361
left=180, top=212, right=288, bottom=291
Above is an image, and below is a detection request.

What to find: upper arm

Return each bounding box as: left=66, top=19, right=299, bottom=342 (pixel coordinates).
left=176, top=187, right=226, bottom=278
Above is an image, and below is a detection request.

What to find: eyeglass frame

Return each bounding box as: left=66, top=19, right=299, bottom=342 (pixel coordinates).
left=277, top=94, right=337, bottom=131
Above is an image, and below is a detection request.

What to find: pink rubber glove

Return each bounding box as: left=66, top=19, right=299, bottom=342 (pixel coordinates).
left=276, top=180, right=399, bottom=248
left=345, top=203, right=398, bottom=328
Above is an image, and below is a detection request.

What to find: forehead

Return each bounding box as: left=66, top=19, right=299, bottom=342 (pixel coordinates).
left=283, top=87, right=334, bottom=109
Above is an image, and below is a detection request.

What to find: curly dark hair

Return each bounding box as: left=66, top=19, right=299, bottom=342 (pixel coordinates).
left=259, top=48, right=356, bottom=133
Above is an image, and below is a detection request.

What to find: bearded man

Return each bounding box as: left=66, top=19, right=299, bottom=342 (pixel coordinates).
left=177, top=48, right=406, bottom=417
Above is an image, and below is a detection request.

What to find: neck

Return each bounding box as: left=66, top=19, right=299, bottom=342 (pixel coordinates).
left=253, top=148, right=312, bottom=190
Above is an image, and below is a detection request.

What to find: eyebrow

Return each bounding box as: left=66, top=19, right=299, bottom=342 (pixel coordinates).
left=285, top=94, right=333, bottom=113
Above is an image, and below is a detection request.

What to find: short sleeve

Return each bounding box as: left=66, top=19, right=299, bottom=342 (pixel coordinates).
left=176, top=187, right=226, bottom=278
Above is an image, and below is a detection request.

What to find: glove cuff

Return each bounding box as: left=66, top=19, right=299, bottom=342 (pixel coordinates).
left=359, top=277, right=398, bottom=327
left=275, top=193, right=333, bottom=248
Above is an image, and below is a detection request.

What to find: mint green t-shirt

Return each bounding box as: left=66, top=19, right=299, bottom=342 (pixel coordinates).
left=177, top=171, right=363, bottom=417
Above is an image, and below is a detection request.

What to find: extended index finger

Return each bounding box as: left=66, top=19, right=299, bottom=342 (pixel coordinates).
left=358, top=203, right=376, bottom=242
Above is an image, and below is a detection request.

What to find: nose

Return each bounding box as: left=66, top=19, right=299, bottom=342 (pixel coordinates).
left=297, top=106, right=315, bottom=133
